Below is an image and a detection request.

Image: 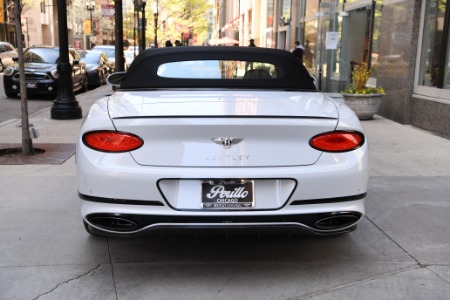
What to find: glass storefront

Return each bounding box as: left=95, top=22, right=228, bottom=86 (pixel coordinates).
left=297, top=0, right=382, bottom=93
left=446, top=33, right=450, bottom=89
left=418, top=0, right=450, bottom=90
left=266, top=0, right=276, bottom=48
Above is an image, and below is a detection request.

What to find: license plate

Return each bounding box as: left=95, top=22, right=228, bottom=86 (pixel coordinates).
left=202, top=180, right=254, bottom=208
left=26, top=83, right=37, bottom=88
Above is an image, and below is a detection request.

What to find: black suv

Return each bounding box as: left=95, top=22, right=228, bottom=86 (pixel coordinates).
left=3, top=46, right=88, bottom=98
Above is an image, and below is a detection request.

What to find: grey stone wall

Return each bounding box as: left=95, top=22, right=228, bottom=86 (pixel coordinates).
left=410, top=97, right=450, bottom=137
left=376, top=0, right=422, bottom=124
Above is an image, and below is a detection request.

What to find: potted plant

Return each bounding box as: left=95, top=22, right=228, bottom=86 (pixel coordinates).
left=342, top=62, right=385, bottom=120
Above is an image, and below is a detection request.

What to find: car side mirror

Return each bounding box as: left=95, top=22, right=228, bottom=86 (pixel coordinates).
left=12, top=57, right=18, bottom=62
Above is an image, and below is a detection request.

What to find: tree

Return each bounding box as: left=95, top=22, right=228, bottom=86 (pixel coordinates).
left=149, top=0, right=211, bottom=47
left=12, top=0, right=33, bottom=155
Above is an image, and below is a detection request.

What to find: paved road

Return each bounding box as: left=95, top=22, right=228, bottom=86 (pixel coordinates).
left=0, top=74, right=95, bottom=124
left=0, top=74, right=56, bottom=123
left=0, top=85, right=449, bottom=299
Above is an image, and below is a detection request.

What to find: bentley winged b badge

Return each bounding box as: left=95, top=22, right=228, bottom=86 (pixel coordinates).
left=211, top=137, right=244, bottom=149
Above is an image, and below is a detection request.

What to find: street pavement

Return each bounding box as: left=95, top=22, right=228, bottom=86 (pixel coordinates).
left=0, top=85, right=449, bottom=300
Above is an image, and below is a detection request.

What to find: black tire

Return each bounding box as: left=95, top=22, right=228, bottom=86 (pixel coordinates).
left=5, top=90, right=18, bottom=98
left=0, top=61, right=4, bottom=72
left=99, top=72, right=105, bottom=86
left=80, top=75, right=89, bottom=92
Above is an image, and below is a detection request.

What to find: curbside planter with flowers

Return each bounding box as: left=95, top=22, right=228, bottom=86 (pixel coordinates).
left=342, top=62, right=385, bottom=120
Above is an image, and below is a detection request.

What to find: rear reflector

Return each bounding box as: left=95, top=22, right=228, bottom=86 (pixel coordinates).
left=309, top=131, right=364, bottom=152
left=82, top=131, right=143, bottom=152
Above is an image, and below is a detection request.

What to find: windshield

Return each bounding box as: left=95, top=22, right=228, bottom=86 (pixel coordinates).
left=23, top=48, right=59, bottom=63
left=80, top=51, right=100, bottom=64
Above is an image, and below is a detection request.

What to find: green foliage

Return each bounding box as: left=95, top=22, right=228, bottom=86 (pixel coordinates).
left=148, top=0, right=212, bottom=46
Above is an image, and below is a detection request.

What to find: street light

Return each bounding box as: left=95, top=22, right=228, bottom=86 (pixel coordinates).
left=51, top=0, right=82, bottom=120
left=153, top=0, right=158, bottom=48
left=136, top=0, right=147, bottom=53
left=133, top=0, right=137, bottom=56
left=86, top=0, right=95, bottom=49
left=142, top=0, right=147, bottom=51
left=114, top=0, right=125, bottom=71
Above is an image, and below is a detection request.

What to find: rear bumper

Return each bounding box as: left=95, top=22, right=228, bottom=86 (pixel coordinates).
left=81, top=196, right=365, bottom=236
left=83, top=206, right=364, bottom=236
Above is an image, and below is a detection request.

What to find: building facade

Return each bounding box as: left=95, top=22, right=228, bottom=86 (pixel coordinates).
left=2, top=0, right=449, bottom=136
left=218, top=0, right=449, bottom=137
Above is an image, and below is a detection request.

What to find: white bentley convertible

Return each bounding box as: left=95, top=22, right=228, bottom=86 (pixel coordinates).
left=76, top=46, right=369, bottom=236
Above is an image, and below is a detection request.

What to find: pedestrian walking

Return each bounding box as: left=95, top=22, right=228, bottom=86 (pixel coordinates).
left=292, top=41, right=304, bottom=64
left=246, top=39, right=257, bottom=71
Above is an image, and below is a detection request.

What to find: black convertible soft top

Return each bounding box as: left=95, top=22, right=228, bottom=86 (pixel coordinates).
left=120, top=46, right=316, bottom=91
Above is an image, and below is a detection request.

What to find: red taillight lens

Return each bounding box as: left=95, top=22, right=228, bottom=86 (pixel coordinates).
left=82, top=131, right=143, bottom=152
left=309, top=131, right=364, bottom=152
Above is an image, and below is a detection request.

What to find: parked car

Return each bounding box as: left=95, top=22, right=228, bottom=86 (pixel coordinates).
left=127, top=45, right=139, bottom=53
left=92, top=45, right=127, bottom=72
left=77, top=47, right=369, bottom=237
left=3, top=46, right=88, bottom=98
left=0, top=41, right=18, bottom=72
left=78, top=50, right=112, bottom=88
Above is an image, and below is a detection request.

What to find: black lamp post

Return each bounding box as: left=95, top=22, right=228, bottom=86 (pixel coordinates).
left=153, top=0, right=158, bottom=48
left=86, top=0, right=95, bottom=49
left=133, top=0, right=137, bottom=55
left=136, top=0, right=147, bottom=53
left=142, top=0, right=146, bottom=51
left=114, top=0, right=125, bottom=71
left=51, top=0, right=82, bottom=120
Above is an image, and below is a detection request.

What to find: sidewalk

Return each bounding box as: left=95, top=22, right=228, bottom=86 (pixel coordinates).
left=0, top=85, right=112, bottom=144
left=0, top=87, right=449, bottom=300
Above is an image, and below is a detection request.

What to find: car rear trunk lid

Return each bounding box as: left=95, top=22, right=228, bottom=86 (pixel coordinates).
left=110, top=91, right=338, bottom=167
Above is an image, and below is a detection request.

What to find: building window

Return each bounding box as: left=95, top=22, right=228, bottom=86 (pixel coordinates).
left=446, top=30, right=450, bottom=89
left=40, top=0, right=46, bottom=13
left=280, top=0, right=292, bottom=26
left=267, top=0, right=274, bottom=27
left=418, top=0, right=450, bottom=89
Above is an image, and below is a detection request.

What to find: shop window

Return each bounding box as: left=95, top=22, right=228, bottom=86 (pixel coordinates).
left=445, top=31, right=450, bottom=89
left=418, top=0, right=450, bottom=89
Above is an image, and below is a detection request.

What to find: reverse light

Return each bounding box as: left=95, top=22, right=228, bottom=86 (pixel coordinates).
left=309, top=131, right=364, bottom=152
left=82, top=131, right=143, bottom=152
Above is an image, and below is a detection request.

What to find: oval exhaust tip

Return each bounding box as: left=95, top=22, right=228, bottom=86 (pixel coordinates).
left=89, top=217, right=138, bottom=232
left=315, top=213, right=361, bottom=230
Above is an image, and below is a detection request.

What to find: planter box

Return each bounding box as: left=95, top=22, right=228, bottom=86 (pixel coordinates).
left=342, top=93, right=384, bottom=120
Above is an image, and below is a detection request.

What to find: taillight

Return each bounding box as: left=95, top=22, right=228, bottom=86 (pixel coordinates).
left=82, top=131, right=143, bottom=152
left=309, top=131, right=364, bottom=152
